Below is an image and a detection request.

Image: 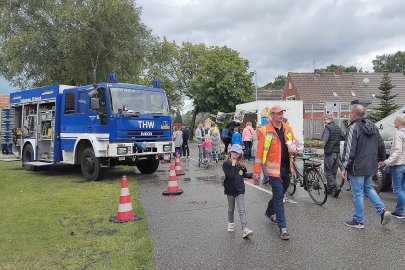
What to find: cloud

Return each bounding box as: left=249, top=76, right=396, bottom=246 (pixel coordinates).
left=137, top=0, right=405, bottom=85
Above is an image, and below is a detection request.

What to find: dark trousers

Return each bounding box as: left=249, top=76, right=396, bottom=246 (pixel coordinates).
left=243, top=141, right=252, bottom=160
left=265, top=166, right=290, bottom=229
left=182, top=142, right=189, bottom=157
left=324, top=152, right=339, bottom=192
left=223, top=138, right=231, bottom=154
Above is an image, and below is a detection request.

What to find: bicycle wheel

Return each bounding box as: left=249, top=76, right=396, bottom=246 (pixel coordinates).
left=287, top=175, right=297, bottom=196
left=306, top=169, right=327, bottom=205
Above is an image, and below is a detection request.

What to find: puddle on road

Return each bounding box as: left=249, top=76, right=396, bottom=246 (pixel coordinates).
left=183, top=175, right=224, bottom=182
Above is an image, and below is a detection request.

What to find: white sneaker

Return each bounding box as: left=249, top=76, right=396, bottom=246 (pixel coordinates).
left=227, top=223, right=234, bottom=232
left=242, top=228, right=253, bottom=238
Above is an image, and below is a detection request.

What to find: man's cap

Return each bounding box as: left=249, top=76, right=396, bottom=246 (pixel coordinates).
left=270, top=105, right=286, bottom=114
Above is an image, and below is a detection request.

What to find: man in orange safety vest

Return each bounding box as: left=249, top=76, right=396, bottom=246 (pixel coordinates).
left=253, top=105, right=297, bottom=240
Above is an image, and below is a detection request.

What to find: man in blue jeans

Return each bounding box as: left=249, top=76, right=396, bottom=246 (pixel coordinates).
left=341, top=104, right=391, bottom=228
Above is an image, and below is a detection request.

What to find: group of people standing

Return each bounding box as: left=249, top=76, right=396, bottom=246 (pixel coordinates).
left=222, top=103, right=405, bottom=241
left=172, top=124, right=190, bottom=158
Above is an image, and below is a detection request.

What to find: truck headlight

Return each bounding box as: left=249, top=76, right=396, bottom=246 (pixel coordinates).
left=117, top=147, right=128, bottom=155
left=163, top=145, right=171, bottom=152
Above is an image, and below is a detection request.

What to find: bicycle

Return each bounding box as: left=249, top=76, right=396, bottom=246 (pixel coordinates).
left=287, top=154, right=328, bottom=205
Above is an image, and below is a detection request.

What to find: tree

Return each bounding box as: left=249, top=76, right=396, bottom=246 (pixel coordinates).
left=143, top=38, right=206, bottom=111
left=368, top=71, right=399, bottom=122
left=0, top=0, right=153, bottom=88
left=372, top=51, right=405, bottom=74
left=320, top=64, right=358, bottom=72
left=262, top=75, right=287, bottom=90
left=187, top=46, right=254, bottom=134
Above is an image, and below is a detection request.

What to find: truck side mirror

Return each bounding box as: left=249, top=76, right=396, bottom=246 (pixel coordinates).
left=379, top=124, right=383, bottom=130
left=91, top=98, right=100, bottom=111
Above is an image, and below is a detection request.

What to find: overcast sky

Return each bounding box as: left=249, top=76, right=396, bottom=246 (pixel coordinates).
left=1, top=0, right=404, bottom=95
left=138, top=0, right=405, bottom=86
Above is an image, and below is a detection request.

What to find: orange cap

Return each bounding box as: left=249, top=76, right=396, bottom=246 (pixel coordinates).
left=270, top=105, right=285, bottom=114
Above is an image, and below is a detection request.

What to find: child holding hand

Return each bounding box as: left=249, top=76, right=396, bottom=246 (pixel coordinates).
left=222, top=144, right=253, bottom=238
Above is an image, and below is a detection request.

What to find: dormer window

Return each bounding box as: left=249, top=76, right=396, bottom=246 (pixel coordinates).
left=370, top=93, right=376, bottom=98
left=351, top=91, right=356, bottom=97
left=332, top=92, right=338, bottom=97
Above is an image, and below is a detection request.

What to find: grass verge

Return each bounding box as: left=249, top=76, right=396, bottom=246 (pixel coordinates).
left=0, top=161, right=157, bottom=270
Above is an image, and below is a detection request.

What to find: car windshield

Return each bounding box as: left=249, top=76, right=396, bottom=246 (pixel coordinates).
left=110, top=87, right=170, bottom=115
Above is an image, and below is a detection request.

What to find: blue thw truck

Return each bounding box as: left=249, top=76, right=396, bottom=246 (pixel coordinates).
left=9, top=82, right=173, bottom=180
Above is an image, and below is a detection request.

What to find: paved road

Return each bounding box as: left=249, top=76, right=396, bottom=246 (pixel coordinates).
left=136, top=143, right=405, bottom=270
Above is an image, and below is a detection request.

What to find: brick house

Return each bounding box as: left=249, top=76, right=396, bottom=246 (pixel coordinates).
left=283, top=70, right=405, bottom=119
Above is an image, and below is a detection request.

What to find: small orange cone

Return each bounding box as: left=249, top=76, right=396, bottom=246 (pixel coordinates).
left=162, top=163, right=183, bottom=195
left=175, top=152, right=185, bottom=176
left=110, top=175, right=141, bottom=223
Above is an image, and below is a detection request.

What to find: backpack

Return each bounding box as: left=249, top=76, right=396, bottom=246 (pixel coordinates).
left=222, top=128, right=229, bottom=139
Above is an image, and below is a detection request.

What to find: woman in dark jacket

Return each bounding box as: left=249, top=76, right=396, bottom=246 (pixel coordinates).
left=222, top=144, right=253, bottom=238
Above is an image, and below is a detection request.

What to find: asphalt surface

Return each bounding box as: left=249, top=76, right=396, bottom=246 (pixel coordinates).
left=136, top=143, right=405, bottom=270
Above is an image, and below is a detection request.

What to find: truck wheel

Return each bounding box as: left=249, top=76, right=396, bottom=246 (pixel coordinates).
left=22, top=144, right=36, bottom=171
left=372, top=170, right=383, bottom=193
left=380, top=169, right=392, bottom=191
left=136, top=158, right=159, bottom=174
left=80, top=147, right=103, bottom=181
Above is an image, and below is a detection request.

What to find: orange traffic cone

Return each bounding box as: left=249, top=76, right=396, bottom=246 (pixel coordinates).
left=110, top=175, right=142, bottom=223
left=175, top=152, right=185, bottom=176
left=162, top=163, right=183, bottom=195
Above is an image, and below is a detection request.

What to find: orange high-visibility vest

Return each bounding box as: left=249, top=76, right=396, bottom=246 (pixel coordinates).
left=254, top=122, right=295, bottom=177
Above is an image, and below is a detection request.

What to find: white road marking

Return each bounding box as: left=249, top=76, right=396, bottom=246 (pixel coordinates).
left=244, top=180, right=298, bottom=204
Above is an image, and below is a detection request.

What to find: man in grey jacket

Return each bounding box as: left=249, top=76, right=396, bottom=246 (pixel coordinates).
left=341, top=104, right=391, bottom=229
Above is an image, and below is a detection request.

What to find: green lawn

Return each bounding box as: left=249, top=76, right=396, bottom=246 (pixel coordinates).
left=0, top=161, right=157, bottom=270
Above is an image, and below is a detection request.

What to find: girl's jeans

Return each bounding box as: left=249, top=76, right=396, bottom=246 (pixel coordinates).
left=227, top=194, right=247, bottom=230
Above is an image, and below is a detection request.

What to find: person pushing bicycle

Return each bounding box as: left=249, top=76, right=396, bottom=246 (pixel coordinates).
left=252, top=105, right=297, bottom=240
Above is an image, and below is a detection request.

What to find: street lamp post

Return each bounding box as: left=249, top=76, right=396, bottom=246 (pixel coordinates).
left=255, top=71, right=258, bottom=101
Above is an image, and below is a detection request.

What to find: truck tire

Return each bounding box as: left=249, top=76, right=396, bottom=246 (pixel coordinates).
left=22, top=144, right=36, bottom=171
left=136, top=158, right=159, bottom=174
left=380, top=169, right=392, bottom=191
left=80, top=147, right=103, bottom=181
left=372, top=170, right=383, bottom=193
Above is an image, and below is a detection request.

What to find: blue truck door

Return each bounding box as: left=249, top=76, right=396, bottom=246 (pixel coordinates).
left=60, top=90, right=83, bottom=153
left=85, top=87, right=109, bottom=134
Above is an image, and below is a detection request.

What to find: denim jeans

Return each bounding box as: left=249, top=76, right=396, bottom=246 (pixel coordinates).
left=349, top=174, right=386, bottom=223
left=391, top=165, right=405, bottom=215
left=265, top=166, right=290, bottom=229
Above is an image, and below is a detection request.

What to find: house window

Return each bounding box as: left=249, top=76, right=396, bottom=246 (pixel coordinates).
left=370, top=93, right=376, bottom=98
left=351, top=91, right=356, bottom=97
left=286, top=95, right=296, bottom=100
left=332, top=92, right=338, bottom=97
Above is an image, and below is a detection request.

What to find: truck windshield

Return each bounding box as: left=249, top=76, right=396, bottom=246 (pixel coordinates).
left=110, top=87, right=170, bottom=115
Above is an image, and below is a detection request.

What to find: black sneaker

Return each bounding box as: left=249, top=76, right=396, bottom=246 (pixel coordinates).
left=280, top=228, right=290, bottom=240
left=265, top=213, right=277, bottom=225
left=392, top=212, right=404, bottom=219
left=333, top=188, right=341, bottom=198
left=381, top=209, right=392, bottom=225
left=345, top=220, right=364, bottom=229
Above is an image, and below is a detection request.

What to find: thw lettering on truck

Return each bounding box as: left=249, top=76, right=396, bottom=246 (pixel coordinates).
left=138, top=121, right=155, bottom=128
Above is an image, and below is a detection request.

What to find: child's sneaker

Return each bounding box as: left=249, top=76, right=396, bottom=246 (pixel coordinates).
left=227, top=223, right=234, bottom=232
left=242, top=228, right=253, bottom=238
